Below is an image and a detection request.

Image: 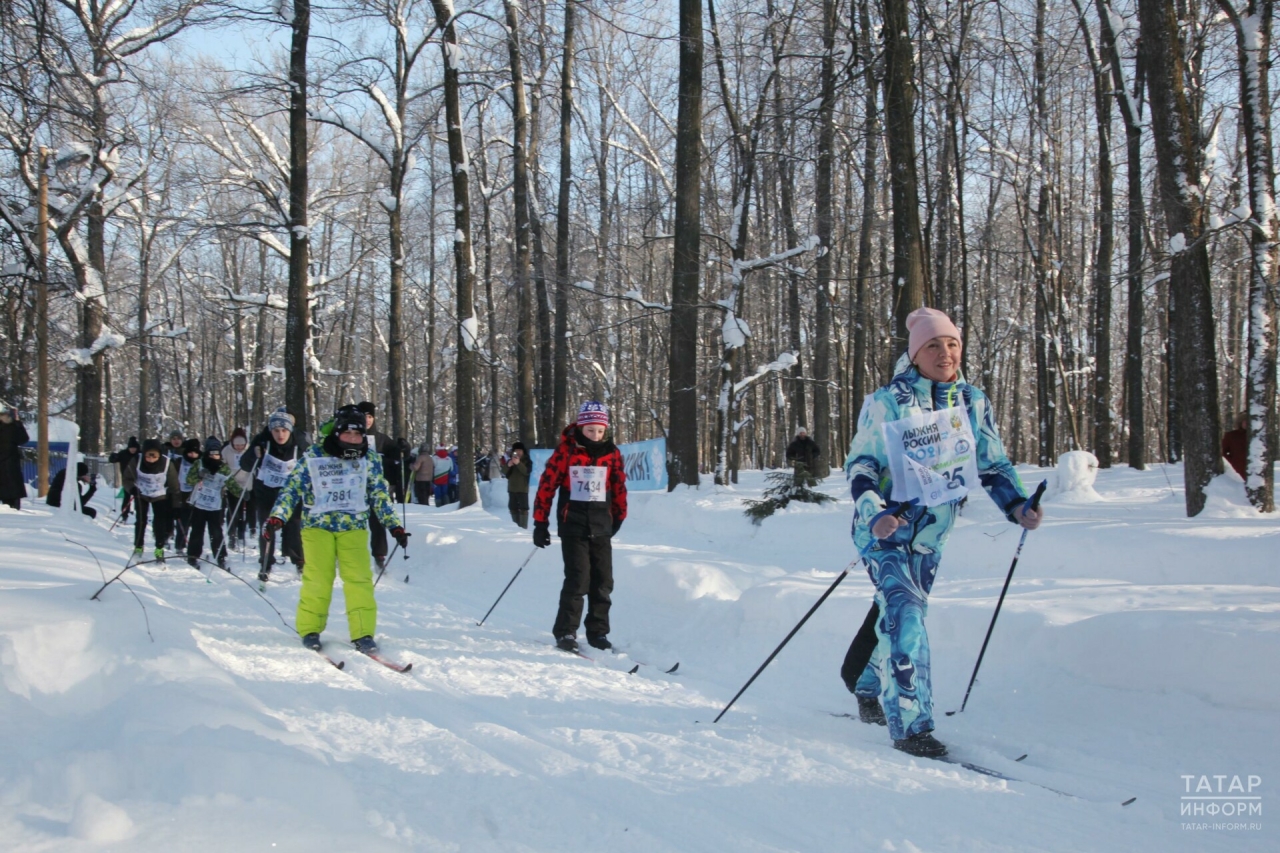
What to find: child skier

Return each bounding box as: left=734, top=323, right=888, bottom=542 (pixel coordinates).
left=844, top=307, right=1042, bottom=758
left=532, top=401, right=628, bottom=652
left=222, top=428, right=252, bottom=549
left=184, top=436, right=243, bottom=569
left=174, top=437, right=202, bottom=550
left=128, top=439, right=182, bottom=562
left=266, top=404, right=409, bottom=654
left=243, top=408, right=304, bottom=583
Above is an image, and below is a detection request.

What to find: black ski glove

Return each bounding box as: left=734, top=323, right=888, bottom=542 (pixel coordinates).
left=533, top=521, right=552, bottom=548
left=611, top=518, right=623, bottom=537
left=390, top=526, right=410, bottom=548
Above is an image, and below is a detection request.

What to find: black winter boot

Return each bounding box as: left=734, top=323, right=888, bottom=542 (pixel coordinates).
left=893, top=731, right=948, bottom=758
left=587, top=634, right=612, bottom=651
left=301, top=633, right=322, bottom=651
left=857, top=695, right=887, bottom=726
left=555, top=635, right=579, bottom=652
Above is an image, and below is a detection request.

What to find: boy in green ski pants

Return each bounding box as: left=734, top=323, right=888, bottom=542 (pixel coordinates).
left=266, top=405, right=410, bottom=654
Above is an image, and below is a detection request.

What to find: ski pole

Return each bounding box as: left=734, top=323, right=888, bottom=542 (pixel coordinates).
left=950, top=479, right=1048, bottom=716
left=219, top=457, right=259, bottom=553
left=712, top=499, right=917, bottom=724
left=477, top=546, right=539, bottom=626
left=374, top=541, right=401, bottom=588
left=108, top=495, right=133, bottom=533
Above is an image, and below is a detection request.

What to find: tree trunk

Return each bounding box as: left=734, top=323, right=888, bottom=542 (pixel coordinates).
left=668, top=0, right=703, bottom=489
left=881, top=0, right=927, bottom=350
left=811, top=0, right=835, bottom=473
left=553, top=0, right=576, bottom=436
left=1136, top=0, right=1223, bottom=515
left=1219, top=0, right=1277, bottom=512
left=286, top=0, right=312, bottom=433
left=505, top=0, right=537, bottom=445
left=431, top=0, right=478, bottom=507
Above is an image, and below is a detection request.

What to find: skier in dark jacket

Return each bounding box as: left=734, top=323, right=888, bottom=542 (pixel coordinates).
left=174, top=437, right=202, bottom=550
left=47, top=461, right=98, bottom=518
left=109, top=436, right=140, bottom=521
left=127, top=439, right=183, bottom=561
left=243, top=407, right=304, bottom=583
left=785, top=427, right=822, bottom=481
left=0, top=407, right=29, bottom=510
left=532, top=401, right=628, bottom=652
left=184, top=436, right=243, bottom=569
left=502, top=441, right=532, bottom=528
left=357, top=402, right=396, bottom=568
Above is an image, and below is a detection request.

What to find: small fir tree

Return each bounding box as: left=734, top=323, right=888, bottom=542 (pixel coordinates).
left=743, top=464, right=836, bottom=525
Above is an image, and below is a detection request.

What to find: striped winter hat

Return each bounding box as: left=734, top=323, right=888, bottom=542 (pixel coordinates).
left=577, top=400, right=609, bottom=428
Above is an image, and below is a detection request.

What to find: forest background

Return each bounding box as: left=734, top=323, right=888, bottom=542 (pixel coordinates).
left=0, top=0, right=1275, bottom=517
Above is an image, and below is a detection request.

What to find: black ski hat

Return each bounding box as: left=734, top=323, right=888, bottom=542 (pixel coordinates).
left=332, top=405, right=367, bottom=436
left=204, top=436, right=222, bottom=454
left=511, top=441, right=526, bottom=452
left=142, top=438, right=162, bottom=454
left=127, top=436, right=140, bottom=450
left=182, top=438, right=202, bottom=455
left=76, top=462, right=89, bottom=478
left=356, top=401, right=376, bottom=416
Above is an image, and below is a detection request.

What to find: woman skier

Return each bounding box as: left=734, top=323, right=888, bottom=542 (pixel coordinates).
left=844, top=307, right=1041, bottom=758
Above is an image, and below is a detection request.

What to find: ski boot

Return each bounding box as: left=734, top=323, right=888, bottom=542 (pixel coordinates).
left=857, top=695, right=887, bottom=726
left=187, top=556, right=199, bottom=569
left=893, top=731, right=948, bottom=758
left=586, top=634, right=612, bottom=651
left=353, top=635, right=379, bottom=654
left=555, top=634, right=579, bottom=652
left=374, top=555, right=387, bottom=571
left=301, top=633, right=322, bottom=652
left=132, top=547, right=144, bottom=562
left=153, top=547, right=166, bottom=566
left=294, top=561, right=304, bottom=578
left=257, top=566, right=271, bottom=585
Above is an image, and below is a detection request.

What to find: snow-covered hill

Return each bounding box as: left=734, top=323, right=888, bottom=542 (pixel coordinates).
left=1, top=464, right=1276, bottom=851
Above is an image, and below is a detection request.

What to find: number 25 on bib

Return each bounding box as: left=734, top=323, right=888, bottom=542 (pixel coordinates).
left=881, top=402, right=980, bottom=507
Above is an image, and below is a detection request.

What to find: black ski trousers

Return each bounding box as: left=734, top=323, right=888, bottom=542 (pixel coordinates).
left=187, top=507, right=226, bottom=563
left=552, top=534, right=614, bottom=640
left=256, top=496, right=302, bottom=572
left=133, top=500, right=174, bottom=550
left=369, top=512, right=388, bottom=559
left=841, top=601, right=881, bottom=694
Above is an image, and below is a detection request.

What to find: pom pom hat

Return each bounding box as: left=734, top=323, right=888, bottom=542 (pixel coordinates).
left=267, top=408, right=294, bottom=433
left=906, top=307, right=962, bottom=362
left=577, top=400, right=609, bottom=428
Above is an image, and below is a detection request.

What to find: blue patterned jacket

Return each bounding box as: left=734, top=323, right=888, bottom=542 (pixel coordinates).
left=269, top=443, right=401, bottom=533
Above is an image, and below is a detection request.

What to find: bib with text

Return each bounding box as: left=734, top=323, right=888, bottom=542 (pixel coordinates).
left=135, top=462, right=169, bottom=499
left=191, top=473, right=228, bottom=511
left=258, top=449, right=297, bottom=488
left=568, top=466, right=608, bottom=502
left=882, top=401, right=979, bottom=507
left=306, top=456, right=367, bottom=515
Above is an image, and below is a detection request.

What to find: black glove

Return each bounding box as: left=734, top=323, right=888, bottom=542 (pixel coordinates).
left=390, top=526, right=410, bottom=548
left=262, top=516, right=283, bottom=542
left=533, top=521, right=552, bottom=548
left=611, top=518, right=623, bottom=537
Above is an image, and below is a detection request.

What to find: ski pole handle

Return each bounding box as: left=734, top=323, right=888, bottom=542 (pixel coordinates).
left=1026, top=479, right=1047, bottom=513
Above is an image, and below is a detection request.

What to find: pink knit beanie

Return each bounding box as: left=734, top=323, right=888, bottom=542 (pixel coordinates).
left=906, top=307, right=962, bottom=361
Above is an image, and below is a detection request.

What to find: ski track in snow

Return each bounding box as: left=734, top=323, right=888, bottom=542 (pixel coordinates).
left=0, top=465, right=1277, bottom=851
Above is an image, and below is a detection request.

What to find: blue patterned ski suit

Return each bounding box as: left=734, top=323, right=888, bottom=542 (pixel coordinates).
left=845, top=359, right=1028, bottom=740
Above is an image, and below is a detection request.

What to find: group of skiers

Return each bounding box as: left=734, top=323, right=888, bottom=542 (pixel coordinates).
left=4, top=306, right=1057, bottom=760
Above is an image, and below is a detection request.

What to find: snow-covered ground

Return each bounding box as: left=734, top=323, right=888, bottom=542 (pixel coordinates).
left=1, top=463, right=1276, bottom=851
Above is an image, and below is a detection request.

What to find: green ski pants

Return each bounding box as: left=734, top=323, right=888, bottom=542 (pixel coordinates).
left=297, top=527, right=377, bottom=640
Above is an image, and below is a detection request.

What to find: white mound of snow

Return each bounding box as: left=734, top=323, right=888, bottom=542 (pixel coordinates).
left=1051, top=450, right=1101, bottom=502
left=70, top=793, right=135, bottom=843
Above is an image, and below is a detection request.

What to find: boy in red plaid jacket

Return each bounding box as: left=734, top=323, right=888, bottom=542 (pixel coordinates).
left=532, top=401, right=628, bottom=652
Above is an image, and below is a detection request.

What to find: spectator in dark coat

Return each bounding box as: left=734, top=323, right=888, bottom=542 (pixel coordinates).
left=785, top=426, right=822, bottom=481
left=47, top=461, right=98, bottom=518
left=1222, top=411, right=1250, bottom=480
left=0, top=407, right=30, bottom=510
left=501, top=441, right=532, bottom=528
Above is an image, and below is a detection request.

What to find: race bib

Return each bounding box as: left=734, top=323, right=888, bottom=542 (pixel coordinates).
left=258, top=449, right=297, bottom=488
left=191, top=473, right=227, bottom=511
left=178, top=460, right=194, bottom=493
left=136, top=465, right=168, bottom=499
left=307, top=456, right=367, bottom=515
left=569, top=466, right=608, bottom=502
left=882, top=402, right=980, bottom=507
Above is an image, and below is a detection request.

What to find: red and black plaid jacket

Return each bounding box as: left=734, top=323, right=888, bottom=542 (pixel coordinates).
left=533, top=424, right=627, bottom=538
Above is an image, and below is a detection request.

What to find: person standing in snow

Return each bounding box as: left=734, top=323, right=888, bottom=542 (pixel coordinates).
left=447, top=445, right=460, bottom=504
left=501, top=441, right=532, bottom=528
left=532, top=401, right=628, bottom=652
left=785, top=426, right=822, bottom=483
left=431, top=444, right=453, bottom=505
left=164, top=430, right=186, bottom=463
left=1221, top=412, right=1249, bottom=481
left=222, top=428, right=252, bottom=549
left=266, top=404, right=409, bottom=654
left=128, top=439, right=182, bottom=561
left=843, top=307, right=1042, bottom=758
left=46, top=461, right=98, bottom=518
left=410, top=443, right=434, bottom=505
left=0, top=407, right=30, bottom=510
left=357, top=402, right=395, bottom=569
left=184, top=436, right=243, bottom=569
left=243, top=408, right=304, bottom=583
